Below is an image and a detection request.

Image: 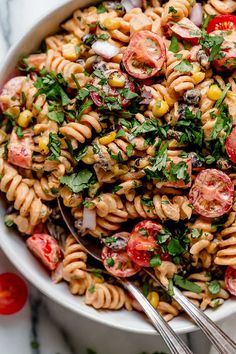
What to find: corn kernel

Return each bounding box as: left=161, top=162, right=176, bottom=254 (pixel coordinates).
left=94, top=275, right=104, bottom=284
left=192, top=63, right=201, bottom=74
left=60, top=138, right=68, bottom=149
left=147, top=291, right=159, bottom=309
left=192, top=72, right=205, bottom=85
left=108, top=72, right=126, bottom=88
left=81, top=146, right=95, bottom=164
left=152, top=100, right=169, bottom=118
left=113, top=164, right=129, bottom=176
left=6, top=107, right=20, bottom=119
left=103, top=18, right=121, bottom=30
left=17, top=110, right=33, bottom=128
left=99, top=131, right=116, bottom=145
left=38, top=136, right=49, bottom=154
left=62, top=43, right=80, bottom=61
left=207, top=85, right=222, bottom=100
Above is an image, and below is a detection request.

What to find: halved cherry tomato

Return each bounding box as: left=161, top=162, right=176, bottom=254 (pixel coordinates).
left=90, top=69, right=136, bottom=108
left=171, top=18, right=201, bottom=45
left=102, top=246, right=141, bottom=277
left=189, top=169, right=234, bottom=218
left=26, top=234, right=62, bottom=271
left=0, top=273, right=28, bottom=315
left=226, top=127, right=236, bottom=163
left=212, top=39, right=236, bottom=71
left=127, top=220, right=166, bottom=267
left=225, top=266, right=236, bottom=296
left=103, top=232, right=130, bottom=251
left=123, top=31, right=166, bottom=80
left=207, top=15, right=236, bottom=33
left=0, top=76, right=25, bottom=111
left=8, top=130, right=33, bottom=169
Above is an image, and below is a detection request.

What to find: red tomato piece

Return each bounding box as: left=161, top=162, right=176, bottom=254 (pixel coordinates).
left=207, top=15, right=236, bottom=33
left=127, top=220, right=164, bottom=267
left=226, top=127, right=236, bottom=163
left=102, top=246, right=141, bottom=277
left=225, top=266, right=236, bottom=296
left=0, top=273, right=28, bottom=315
left=171, top=18, right=201, bottom=45
left=122, top=31, right=166, bottom=79
left=156, top=156, right=192, bottom=189
left=189, top=169, right=234, bottom=218
left=26, top=233, right=62, bottom=271
left=26, top=54, right=46, bottom=72
left=0, top=76, right=25, bottom=111
left=209, top=36, right=236, bottom=71
left=8, top=130, right=33, bottom=169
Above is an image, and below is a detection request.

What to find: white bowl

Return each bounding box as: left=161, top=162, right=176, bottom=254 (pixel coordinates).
left=0, top=0, right=236, bottom=335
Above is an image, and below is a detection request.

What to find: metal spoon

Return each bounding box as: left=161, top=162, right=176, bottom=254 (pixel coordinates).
left=57, top=198, right=193, bottom=354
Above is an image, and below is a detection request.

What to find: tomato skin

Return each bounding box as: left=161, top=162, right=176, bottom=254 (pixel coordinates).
left=212, top=39, right=236, bottom=71
left=102, top=246, right=141, bottom=277
left=127, top=220, right=164, bottom=267
left=0, top=76, right=25, bottom=111
left=207, top=15, right=236, bottom=33
left=170, top=18, right=201, bottom=45
left=8, top=130, right=33, bottom=169
left=189, top=169, right=234, bottom=218
left=123, top=31, right=166, bottom=79
left=0, top=273, right=28, bottom=315
left=226, top=127, right=236, bottom=163
left=225, top=266, right=236, bottom=296
left=26, top=234, right=61, bottom=271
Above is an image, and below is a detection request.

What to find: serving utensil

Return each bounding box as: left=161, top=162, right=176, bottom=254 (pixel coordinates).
left=57, top=198, right=236, bottom=354
left=57, top=198, right=193, bottom=354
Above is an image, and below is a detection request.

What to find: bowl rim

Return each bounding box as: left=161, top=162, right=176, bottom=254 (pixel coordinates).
left=1, top=0, right=236, bottom=335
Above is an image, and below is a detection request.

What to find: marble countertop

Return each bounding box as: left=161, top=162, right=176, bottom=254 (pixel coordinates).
left=0, top=1, right=235, bottom=354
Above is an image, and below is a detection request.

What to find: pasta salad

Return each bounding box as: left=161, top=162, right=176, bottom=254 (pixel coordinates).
left=1, top=0, right=236, bottom=320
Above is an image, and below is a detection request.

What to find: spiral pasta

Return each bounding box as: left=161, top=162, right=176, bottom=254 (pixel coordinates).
left=204, top=0, right=236, bottom=15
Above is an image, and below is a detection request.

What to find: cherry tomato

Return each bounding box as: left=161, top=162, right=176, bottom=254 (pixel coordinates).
left=8, top=130, right=33, bottom=169
left=122, top=31, right=166, bottom=79
left=26, top=234, right=62, bottom=271
left=0, top=273, right=28, bottom=315
left=127, top=220, right=165, bottom=267
left=0, top=76, right=25, bottom=111
left=207, top=15, right=236, bottom=33
left=102, top=246, right=141, bottom=277
left=171, top=18, right=201, bottom=45
left=211, top=39, right=236, bottom=71
left=225, top=266, right=236, bottom=296
left=90, top=69, right=136, bottom=108
left=226, top=127, right=236, bottom=163
left=189, top=169, right=234, bottom=218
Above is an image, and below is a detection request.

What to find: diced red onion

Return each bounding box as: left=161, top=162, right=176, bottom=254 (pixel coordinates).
left=82, top=207, right=96, bottom=230
left=92, top=40, right=120, bottom=60
left=121, top=0, right=142, bottom=12
left=190, top=3, right=203, bottom=28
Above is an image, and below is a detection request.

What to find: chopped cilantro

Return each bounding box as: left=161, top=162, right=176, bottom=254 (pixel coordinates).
left=191, top=228, right=202, bottom=239
left=47, top=133, right=61, bottom=160
left=143, top=282, right=149, bottom=297
left=77, top=88, right=90, bottom=101
left=88, top=284, right=95, bottom=293
left=168, top=6, right=177, bottom=13
left=77, top=99, right=93, bottom=120
left=3, top=142, right=8, bottom=160
left=74, top=146, right=88, bottom=162
left=173, top=275, right=201, bottom=294
left=169, top=36, right=179, bottom=53
left=97, top=4, right=107, bottom=14
left=116, top=129, right=126, bottom=138
left=141, top=197, right=154, bottom=207
left=106, top=257, right=115, bottom=267
left=15, top=127, right=24, bottom=138
left=119, top=88, right=138, bottom=100
left=200, top=33, right=224, bottom=62
left=112, top=185, right=123, bottom=193
left=139, top=228, right=149, bottom=237
left=207, top=280, right=220, bottom=295
left=150, top=255, right=162, bottom=267
left=47, top=111, right=65, bottom=124
left=215, top=83, right=231, bottom=108
left=97, top=33, right=110, bottom=40
left=4, top=218, right=14, bottom=227
left=174, top=59, right=193, bottom=72
left=60, top=169, right=95, bottom=194
left=126, top=144, right=134, bottom=157
left=167, top=238, right=185, bottom=256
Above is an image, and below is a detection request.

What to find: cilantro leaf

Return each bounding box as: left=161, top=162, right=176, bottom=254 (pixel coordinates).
left=15, top=127, right=24, bottom=139
left=200, top=33, right=224, bottom=62
left=173, top=275, right=202, bottom=294
left=150, top=255, right=162, bottom=267
left=97, top=4, right=107, bottom=14
left=47, top=133, right=61, bottom=160
left=169, top=36, right=179, bottom=53
left=60, top=169, right=95, bottom=194
left=47, top=111, right=65, bottom=124
left=174, top=59, right=193, bottom=72
left=167, top=238, right=185, bottom=256
left=215, top=83, right=231, bottom=108
left=207, top=280, right=220, bottom=295
left=119, top=88, right=138, bottom=100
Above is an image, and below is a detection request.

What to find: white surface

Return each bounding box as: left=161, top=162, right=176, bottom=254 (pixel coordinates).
left=0, top=1, right=234, bottom=353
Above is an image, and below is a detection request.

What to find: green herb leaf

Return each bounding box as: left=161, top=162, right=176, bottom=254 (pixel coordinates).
left=169, top=36, right=179, bottom=53
left=143, top=282, right=149, bottom=297
left=77, top=99, right=93, bottom=120
left=60, top=169, right=95, bottom=193
left=15, top=127, right=24, bottom=138
left=126, top=144, right=134, bottom=157
left=74, top=146, right=88, bottom=162
left=150, top=254, right=162, bottom=267
left=167, top=238, right=185, bottom=256
left=141, top=197, right=154, bottom=207
left=112, top=185, right=123, bottom=193
left=97, top=4, right=107, bottom=14
left=48, top=133, right=61, bottom=160
left=208, top=280, right=220, bottom=295
left=173, top=275, right=202, bottom=294
left=120, top=88, right=138, bottom=100
left=4, top=218, right=14, bottom=227
left=191, top=228, right=202, bottom=239
left=215, top=83, right=231, bottom=108
left=47, top=111, right=65, bottom=124
left=88, top=284, right=95, bottom=293
left=106, top=257, right=115, bottom=267
left=97, top=33, right=110, bottom=40
left=77, top=88, right=90, bottom=101
left=200, top=33, right=224, bottom=62
left=174, top=59, right=193, bottom=72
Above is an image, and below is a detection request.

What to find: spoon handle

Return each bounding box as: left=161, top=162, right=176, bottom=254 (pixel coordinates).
left=123, top=280, right=193, bottom=354
left=172, top=286, right=236, bottom=354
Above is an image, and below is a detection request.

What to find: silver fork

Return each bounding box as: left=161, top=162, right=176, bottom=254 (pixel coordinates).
left=56, top=198, right=193, bottom=354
